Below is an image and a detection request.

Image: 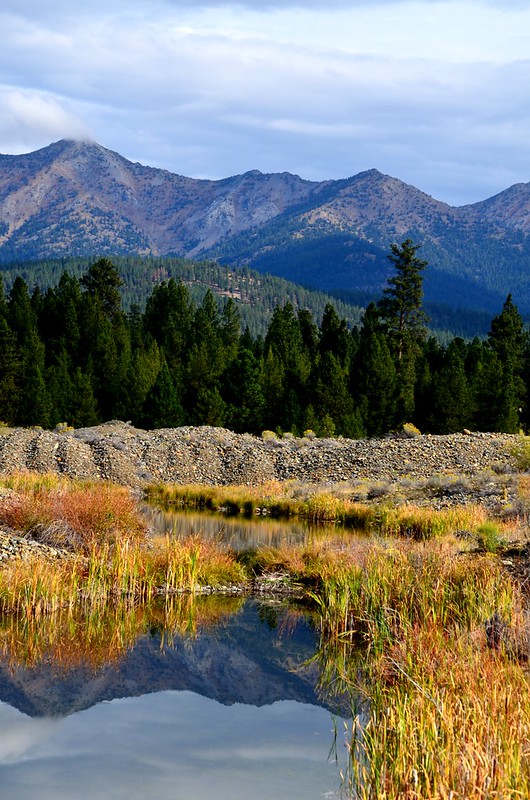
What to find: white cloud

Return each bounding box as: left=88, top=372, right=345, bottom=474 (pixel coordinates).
left=0, top=0, right=529, bottom=203
left=0, top=694, right=347, bottom=800
left=0, top=704, right=60, bottom=763
left=0, top=89, right=92, bottom=153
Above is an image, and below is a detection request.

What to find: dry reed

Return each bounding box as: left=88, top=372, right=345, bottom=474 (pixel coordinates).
left=311, top=541, right=530, bottom=799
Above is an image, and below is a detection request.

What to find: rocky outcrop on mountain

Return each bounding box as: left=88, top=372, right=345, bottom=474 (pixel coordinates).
left=463, top=182, right=530, bottom=233
left=0, top=139, right=321, bottom=260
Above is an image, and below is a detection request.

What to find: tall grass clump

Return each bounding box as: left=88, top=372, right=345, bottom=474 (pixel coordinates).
left=0, top=473, right=146, bottom=553
left=0, top=555, right=84, bottom=616
left=0, top=536, right=249, bottom=618
left=151, top=535, right=247, bottom=591
left=476, top=521, right=504, bottom=553
left=510, top=434, right=530, bottom=471
left=312, top=542, right=530, bottom=798
left=371, top=503, right=488, bottom=540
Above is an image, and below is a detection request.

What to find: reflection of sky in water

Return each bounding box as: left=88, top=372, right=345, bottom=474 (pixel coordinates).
left=0, top=692, right=350, bottom=800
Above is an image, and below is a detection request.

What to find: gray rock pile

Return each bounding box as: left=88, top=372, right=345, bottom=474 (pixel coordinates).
left=0, top=529, right=70, bottom=563
left=0, top=422, right=517, bottom=488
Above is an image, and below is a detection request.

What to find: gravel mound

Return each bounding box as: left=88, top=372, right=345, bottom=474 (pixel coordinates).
left=0, top=422, right=517, bottom=488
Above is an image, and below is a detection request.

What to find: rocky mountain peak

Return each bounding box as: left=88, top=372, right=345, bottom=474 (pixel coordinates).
left=1, top=140, right=530, bottom=309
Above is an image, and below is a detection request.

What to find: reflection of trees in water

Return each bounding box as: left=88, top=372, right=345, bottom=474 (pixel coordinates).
left=0, top=593, right=245, bottom=671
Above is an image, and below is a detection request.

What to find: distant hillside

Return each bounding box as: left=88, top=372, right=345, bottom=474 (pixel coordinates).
left=1, top=139, right=530, bottom=312
left=0, top=255, right=498, bottom=338
left=0, top=255, right=364, bottom=337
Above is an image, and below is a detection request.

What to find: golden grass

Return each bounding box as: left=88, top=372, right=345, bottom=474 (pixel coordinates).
left=146, top=479, right=292, bottom=516
left=0, top=472, right=146, bottom=552
left=359, top=628, right=530, bottom=799
left=148, top=533, right=247, bottom=590
left=146, top=480, right=503, bottom=542
left=311, top=541, right=530, bottom=799
left=2, top=470, right=530, bottom=798
left=0, top=536, right=248, bottom=617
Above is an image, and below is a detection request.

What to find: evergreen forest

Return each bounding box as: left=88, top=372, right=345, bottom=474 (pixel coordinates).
left=0, top=243, right=527, bottom=437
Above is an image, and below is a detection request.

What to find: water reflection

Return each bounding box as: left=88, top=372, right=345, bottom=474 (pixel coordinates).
left=0, top=597, right=353, bottom=798
left=0, top=598, right=348, bottom=716
left=145, top=506, right=353, bottom=551
left=0, top=693, right=350, bottom=800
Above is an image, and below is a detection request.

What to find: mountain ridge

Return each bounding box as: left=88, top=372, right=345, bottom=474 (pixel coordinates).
left=1, top=139, right=530, bottom=309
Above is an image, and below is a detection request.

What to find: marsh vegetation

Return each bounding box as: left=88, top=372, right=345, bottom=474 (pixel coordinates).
left=0, top=470, right=529, bottom=797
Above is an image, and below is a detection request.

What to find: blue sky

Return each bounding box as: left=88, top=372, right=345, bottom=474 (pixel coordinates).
left=0, top=0, right=529, bottom=205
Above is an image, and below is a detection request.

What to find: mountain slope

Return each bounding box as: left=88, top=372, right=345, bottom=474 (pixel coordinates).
left=0, top=139, right=321, bottom=260
left=1, top=139, right=530, bottom=310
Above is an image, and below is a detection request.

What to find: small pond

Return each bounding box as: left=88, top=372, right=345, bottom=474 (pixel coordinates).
left=0, top=595, right=355, bottom=799
left=145, top=506, right=357, bottom=551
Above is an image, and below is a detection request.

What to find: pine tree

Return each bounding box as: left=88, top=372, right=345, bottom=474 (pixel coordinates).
left=143, top=279, right=194, bottom=370
left=353, top=303, right=397, bottom=435
left=319, top=303, right=350, bottom=365
left=261, top=350, right=286, bottom=431
left=477, top=295, right=526, bottom=432
left=142, top=358, right=184, bottom=428
left=71, top=369, right=100, bottom=428
left=80, top=258, right=124, bottom=317
left=8, top=277, right=37, bottom=344
left=377, top=239, right=429, bottom=422
left=193, top=386, right=226, bottom=427
left=224, top=347, right=265, bottom=433
left=120, top=339, right=161, bottom=424
left=297, top=309, right=319, bottom=363
left=78, top=276, right=131, bottom=420
left=431, top=339, right=474, bottom=433
left=0, top=316, right=20, bottom=423
left=16, top=330, right=52, bottom=428
left=311, top=351, right=362, bottom=438
left=46, top=348, right=74, bottom=426
left=220, top=297, right=241, bottom=364
left=263, top=305, right=308, bottom=431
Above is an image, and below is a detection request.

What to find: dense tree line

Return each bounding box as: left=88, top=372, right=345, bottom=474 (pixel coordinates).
left=0, top=246, right=527, bottom=436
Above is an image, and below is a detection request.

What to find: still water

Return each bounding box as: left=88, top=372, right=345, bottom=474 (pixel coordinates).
left=0, top=593, right=353, bottom=800
left=146, top=506, right=354, bottom=551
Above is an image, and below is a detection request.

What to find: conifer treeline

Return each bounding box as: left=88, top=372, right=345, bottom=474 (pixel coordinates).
left=0, top=252, right=527, bottom=436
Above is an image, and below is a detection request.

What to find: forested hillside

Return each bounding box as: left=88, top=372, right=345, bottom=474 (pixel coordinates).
left=0, top=251, right=526, bottom=437
left=0, top=254, right=500, bottom=339
left=0, top=255, right=363, bottom=337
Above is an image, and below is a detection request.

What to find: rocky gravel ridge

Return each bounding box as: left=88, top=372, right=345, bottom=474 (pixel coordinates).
left=0, top=421, right=517, bottom=488
left=0, top=423, right=521, bottom=566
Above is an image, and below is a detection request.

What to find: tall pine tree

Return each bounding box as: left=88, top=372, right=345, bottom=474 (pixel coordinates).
left=377, top=239, right=429, bottom=423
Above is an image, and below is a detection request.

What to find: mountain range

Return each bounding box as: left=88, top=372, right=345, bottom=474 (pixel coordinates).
left=0, top=599, right=342, bottom=718
left=1, top=138, right=529, bottom=312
